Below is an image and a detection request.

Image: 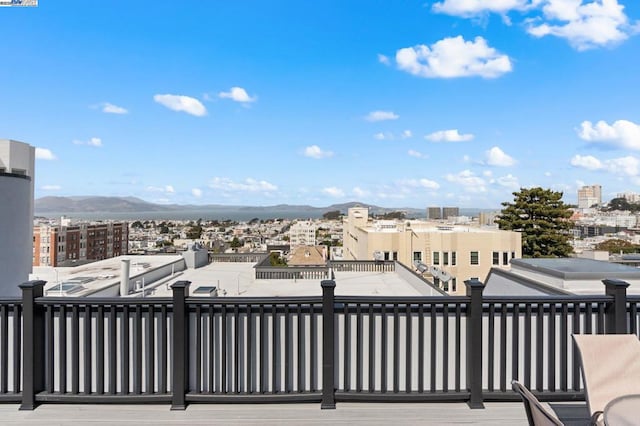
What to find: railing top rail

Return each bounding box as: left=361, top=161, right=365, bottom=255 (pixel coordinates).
left=335, top=295, right=470, bottom=304
left=0, top=298, right=22, bottom=304
left=187, top=296, right=323, bottom=305
left=483, top=295, right=613, bottom=303
left=35, top=297, right=174, bottom=306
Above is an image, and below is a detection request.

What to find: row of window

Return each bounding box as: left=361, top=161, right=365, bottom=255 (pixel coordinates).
left=413, top=250, right=516, bottom=266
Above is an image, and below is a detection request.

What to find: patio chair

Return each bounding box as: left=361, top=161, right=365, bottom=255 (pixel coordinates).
left=572, top=334, right=640, bottom=425
left=512, top=380, right=564, bottom=426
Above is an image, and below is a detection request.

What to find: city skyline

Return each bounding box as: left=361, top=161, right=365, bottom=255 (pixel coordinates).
left=1, top=1, right=640, bottom=208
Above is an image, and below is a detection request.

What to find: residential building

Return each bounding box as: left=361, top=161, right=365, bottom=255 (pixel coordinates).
left=427, top=207, right=442, bottom=220
left=442, top=206, right=460, bottom=219
left=288, top=220, right=316, bottom=247
left=343, top=207, right=521, bottom=294
left=578, top=184, right=602, bottom=209
left=33, top=221, right=128, bottom=267
left=617, top=192, right=640, bottom=203
left=0, top=139, right=35, bottom=295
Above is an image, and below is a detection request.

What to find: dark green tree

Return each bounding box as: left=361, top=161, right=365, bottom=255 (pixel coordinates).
left=322, top=210, right=341, bottom=220
left=230, top=237, right=242, bottom=248
left=496, top=187, right=573, bottom=258
left=595, top=239, right=639, bottom=254
left=186, top=225, right=203, bottom=239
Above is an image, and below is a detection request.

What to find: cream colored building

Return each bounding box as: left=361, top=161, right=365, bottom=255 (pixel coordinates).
left=343, top=207, right=521, bottom=295
left=289, top=220, right=316, bottom=248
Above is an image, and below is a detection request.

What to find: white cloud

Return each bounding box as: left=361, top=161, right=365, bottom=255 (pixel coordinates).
left=399, top=178, right=441, bottom=190
left=425, top=129, right=474, bottom=142
left=35, top=148, right=56, bottom=160
left=578, top=119, right=640, bottom=150
left=374, top=130, right=412, bottom=140
left=146, top=185, right=175, bottom=194
left=373, top=132, right=393, bottom=140
left=445, top=170, right=488, bottom=192
left=483, top=170, right=494, bottom=177
left=101, top=102, right=128, bottom=114
left=352, top=187, right=370, bottom=198
left=432, top=0, right=536, bottom=17
left=408, top=149, right=428, bottom=159
left=571, top=154, right=640, bottom=176
left=570, top=154, right=602, bottom=170
left=153, top=94, right=207, bottom=117
left=41, top=185, right=61, bottom=191
left=527, top=0, right=637, bottom=50
left=322, top=187, right=345, bottom=197
left=73, top=137, right=102, bottom=147
left=365, top=110, right=399, bottom=122
left=209, top=177, right=278, bottom=192
left=605, top=156, right=640, bottom=176
left=192, top=188, right=202, bottom=198
left=303, top=145, right=334, bottom=159
left=377, top=53, right=390, bottom=65
left=485, top=146, right=516, bottom=166
left=395, top=36, right=512, bottom=79
left=495, top=174, right=520, bottom=189
left=218, top=87, right=256, bottom=103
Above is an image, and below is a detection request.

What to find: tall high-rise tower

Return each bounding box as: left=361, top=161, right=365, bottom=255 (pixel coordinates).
left=0, top=139, right=35, bottom=296
left=577, top=185, right=602, bottom=209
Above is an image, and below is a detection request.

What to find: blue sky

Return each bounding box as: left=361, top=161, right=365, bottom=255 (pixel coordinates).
left=1, top=0, right=640, bottom=208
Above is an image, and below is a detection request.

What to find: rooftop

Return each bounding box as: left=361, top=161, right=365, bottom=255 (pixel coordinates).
left=149, top=261, right=434, bottom=297
left=511, top=257, right=640, bottom=279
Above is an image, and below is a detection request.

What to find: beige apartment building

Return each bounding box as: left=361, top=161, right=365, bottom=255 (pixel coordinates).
left=343, top=207, right=521, bottom=294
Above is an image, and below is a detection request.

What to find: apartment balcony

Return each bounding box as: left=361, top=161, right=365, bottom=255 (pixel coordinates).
left=0, top=268, right=633, bottom=424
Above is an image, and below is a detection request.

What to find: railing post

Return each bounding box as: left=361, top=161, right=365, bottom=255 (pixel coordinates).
left=603, top=279, right=629, bottom=334
left=465, top=278, right=485, bottom=409
left=20, top=280, right=46, bottom=410
left=321, top=279, right=336, bottom=409
left=171, top=280, right=191, bottom=410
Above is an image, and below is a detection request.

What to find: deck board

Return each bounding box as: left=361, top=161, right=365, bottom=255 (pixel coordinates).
left=0, top=402, right=591, bottom=425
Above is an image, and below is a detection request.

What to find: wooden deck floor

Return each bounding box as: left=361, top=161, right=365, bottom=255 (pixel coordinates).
left=0, top=402, right=591, bottom=425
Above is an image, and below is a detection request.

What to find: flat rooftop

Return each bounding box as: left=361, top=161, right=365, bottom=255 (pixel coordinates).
left=511, top=258, right=640, bottom=279
left=31, top=255, right=183, bottom=297
left=148, top=262, right=433, bottom=297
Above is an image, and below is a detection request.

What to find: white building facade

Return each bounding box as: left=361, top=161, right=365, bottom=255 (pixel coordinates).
left=0, top=139, right=35, bottom=295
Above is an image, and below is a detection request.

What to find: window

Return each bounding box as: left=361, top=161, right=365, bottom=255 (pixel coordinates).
left=451, top=278, right=457, bottom=293
left=443, top=252, right=449, bottom=266
left=452, top=252, right=457, bottom=266
left=503, top=252, right=509, bottom=265
left=511, top=251, right=516, bottom=259
left=413, top=251, right=422, bottom=262
left=470, top=251, right=479, bottom=265
left=492, top=252, right=499, bottom=265
left=433, top=252, right=440, bottom=265
left=384, top=251, right=390, bottom=261
left=393, top=252, right=398, bottom=261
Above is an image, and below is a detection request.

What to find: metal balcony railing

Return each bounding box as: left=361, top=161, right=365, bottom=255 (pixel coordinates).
left=1, top=277, right=634, bottom=411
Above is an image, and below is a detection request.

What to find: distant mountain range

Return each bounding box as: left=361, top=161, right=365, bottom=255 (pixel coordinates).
left=35, top=196, right=433, bottom=218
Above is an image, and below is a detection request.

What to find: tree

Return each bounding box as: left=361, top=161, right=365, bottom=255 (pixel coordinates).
left=230, top=237, right=242, bottom=248
left=605, top=197, right=639, bottom=212
left=595, top=239, right=639, bottom=254
left=322, top=210, right=341, bottom=220
left=496, top=187, right=573, bottom=258
left=186, top=225, right=203, bottom=239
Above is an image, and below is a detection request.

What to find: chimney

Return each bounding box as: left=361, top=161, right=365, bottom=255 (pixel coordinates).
left=120, top=259, right=130, bottom=296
